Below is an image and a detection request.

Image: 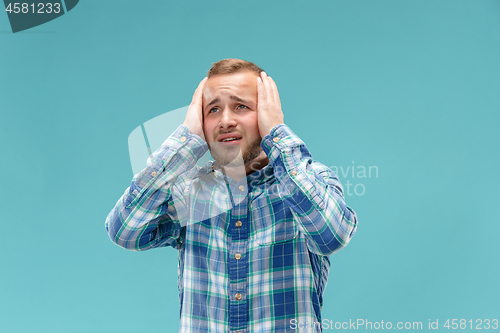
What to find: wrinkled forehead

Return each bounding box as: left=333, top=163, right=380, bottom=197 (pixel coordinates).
left=203, top=72, right=258, bottom=103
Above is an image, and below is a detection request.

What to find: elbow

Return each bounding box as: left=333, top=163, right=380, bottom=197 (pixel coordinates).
left=311, top=233, right=348, bottom=256
left=307, top=209, right=358, bottom=256
left=105, top=218, right=163, bottom=252
left=106, top=228, right=150, bottom=251
left=105, top=211, right=144, bottom=251
left=336, top=199, right=359, bottom=243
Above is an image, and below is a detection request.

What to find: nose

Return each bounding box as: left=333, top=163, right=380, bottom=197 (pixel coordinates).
left=219, top=107, right=237, bottom=130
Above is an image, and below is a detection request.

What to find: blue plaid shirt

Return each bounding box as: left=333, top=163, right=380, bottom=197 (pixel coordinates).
left=105, top=124, right=358, bottom=332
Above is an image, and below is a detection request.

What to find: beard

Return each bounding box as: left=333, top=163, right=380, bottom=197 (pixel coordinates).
left=209, top=134, right=263, bottom=168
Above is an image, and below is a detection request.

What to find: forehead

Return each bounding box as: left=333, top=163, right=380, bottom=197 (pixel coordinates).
left=203, top=71, right=258, bottom=101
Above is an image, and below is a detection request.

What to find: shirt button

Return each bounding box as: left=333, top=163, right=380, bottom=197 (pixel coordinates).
left=180, top=136, right=187, bottom=142
left=291, top=170, right=297, bottom=176
left=151, top=171, right=157, bottom=177
left=235, top=293, right=242, bottom=300
left=273, top=136, right=280, bottom=143
left=235, top=253, right=241, bottom=260
left=238, top=185, right=245, bottom=192
left=235, top=221, right=242, bottom=228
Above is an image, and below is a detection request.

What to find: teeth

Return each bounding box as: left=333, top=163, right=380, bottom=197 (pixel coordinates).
left=222, top=138, right=239, bottom=142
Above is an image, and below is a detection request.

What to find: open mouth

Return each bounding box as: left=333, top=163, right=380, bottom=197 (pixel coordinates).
left=217, top=133, right=243, bottom=145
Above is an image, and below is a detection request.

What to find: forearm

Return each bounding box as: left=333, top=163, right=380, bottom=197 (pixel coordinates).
left=262, top=124, right=358, bottom=256
left=105, top=125, right=208, bottom=251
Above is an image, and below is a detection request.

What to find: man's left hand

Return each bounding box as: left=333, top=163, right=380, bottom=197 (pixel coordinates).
left=256, top=72, right=284, bottom=137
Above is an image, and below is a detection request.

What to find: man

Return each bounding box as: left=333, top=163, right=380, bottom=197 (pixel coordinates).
left=105, top=59, right=358, bottom=332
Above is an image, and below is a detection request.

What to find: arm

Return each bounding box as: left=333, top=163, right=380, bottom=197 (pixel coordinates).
left=105, top=125, right=208, bottom=250
left=256, top=72, right=358, bottom=256
left=105, top=78, right=209, bottom=251
left=261, top=124, right=358, bottom=256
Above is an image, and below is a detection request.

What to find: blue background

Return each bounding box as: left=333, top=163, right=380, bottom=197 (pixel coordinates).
left=1, top=1, right=499, bottom=332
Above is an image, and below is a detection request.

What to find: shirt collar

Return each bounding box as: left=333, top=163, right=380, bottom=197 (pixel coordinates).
left=206, top=160, right=273, bottom=187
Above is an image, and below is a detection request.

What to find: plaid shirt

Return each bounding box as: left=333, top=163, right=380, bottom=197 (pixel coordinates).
left=105, top=124, right=358, bottom=332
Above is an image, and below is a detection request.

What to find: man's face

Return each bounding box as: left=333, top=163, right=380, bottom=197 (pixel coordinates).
left=202, top=71, right=264, bottom=167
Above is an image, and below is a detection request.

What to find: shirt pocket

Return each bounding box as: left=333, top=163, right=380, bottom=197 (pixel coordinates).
left=253, top=199, right=298, bottom=246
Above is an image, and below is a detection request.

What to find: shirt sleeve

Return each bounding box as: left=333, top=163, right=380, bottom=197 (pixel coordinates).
left=105, top=125, right=208, bottom=251
left=261, top=124, right=358, bottom=256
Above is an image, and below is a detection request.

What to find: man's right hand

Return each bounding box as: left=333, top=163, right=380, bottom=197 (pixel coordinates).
left=183, top=77, right=208, bottom=141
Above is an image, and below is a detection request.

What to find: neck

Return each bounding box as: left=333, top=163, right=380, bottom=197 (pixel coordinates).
left=220, top=152, right=269, bottom=181
left=222, top=164, right=247, bottom=181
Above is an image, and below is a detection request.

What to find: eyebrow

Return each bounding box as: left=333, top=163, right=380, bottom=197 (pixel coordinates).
left=205, top=96, right=251, bottom=109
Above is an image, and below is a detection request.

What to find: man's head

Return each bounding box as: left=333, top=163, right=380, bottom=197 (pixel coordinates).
left=202, top=59, right=268, bottom=171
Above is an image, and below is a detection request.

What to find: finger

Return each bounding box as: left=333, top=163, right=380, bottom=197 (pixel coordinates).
left=256, top=76, right=266, bottom=107
left=260, top=72, right=274, bottom=104
left=191, top=77, right=208, bottom=106
left=267, top=76, right=281, bottom=110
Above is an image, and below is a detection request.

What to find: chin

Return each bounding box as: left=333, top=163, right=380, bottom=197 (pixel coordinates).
left=211, top=148, right=244, bottom=167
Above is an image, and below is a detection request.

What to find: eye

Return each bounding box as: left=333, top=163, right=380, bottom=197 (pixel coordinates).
left=208, top=107, right=220, bottom=114
left=236, top=104, right=248, bottom=110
